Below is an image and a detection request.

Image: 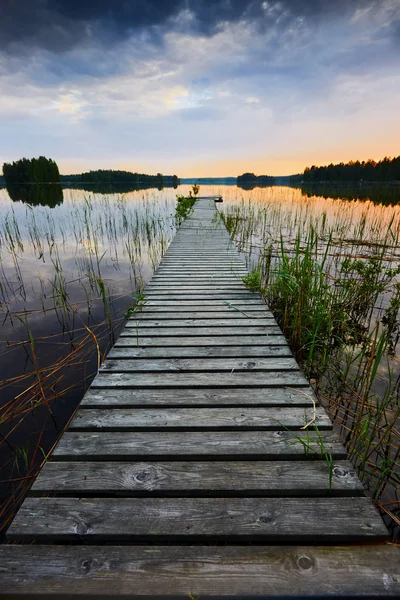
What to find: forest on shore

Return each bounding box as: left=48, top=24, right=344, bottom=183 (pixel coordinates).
left=60, top=170, right=179, bottom=189
left=299, top=155, right=400, bottom=183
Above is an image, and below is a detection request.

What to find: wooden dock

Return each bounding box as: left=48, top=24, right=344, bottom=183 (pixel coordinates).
left=1, top=197, right=399, bottom=597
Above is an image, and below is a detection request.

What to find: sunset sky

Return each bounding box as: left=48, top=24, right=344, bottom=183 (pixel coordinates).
left=1, top=0, right=399, bottom=177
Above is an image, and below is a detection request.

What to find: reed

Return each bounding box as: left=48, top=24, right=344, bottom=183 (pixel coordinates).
left=220, top=187, right=400, bottom=537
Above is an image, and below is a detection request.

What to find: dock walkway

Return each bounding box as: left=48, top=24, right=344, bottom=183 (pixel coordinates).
left=1, top=197, right=399, bottom=597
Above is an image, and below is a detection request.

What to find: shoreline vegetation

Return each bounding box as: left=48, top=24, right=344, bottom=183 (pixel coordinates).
left=236, top=155, right=400, bottom=189
left=219, top=191, right=400, bottom=539
left=0, top=160, right=181, bottom=207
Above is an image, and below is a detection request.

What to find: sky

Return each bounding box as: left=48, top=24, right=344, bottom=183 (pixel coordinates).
left=0, top=0, right=399, bottom=177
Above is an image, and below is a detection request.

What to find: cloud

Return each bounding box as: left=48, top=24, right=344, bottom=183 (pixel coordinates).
left=0, top=1, right=399, bottom=176
left=2, top=1, right=397, bottom=58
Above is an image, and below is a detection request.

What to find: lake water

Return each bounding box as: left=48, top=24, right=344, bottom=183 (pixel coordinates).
left=0, top=183, right=399, bottom=537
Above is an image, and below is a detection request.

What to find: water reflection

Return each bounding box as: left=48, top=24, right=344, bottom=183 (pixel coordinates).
left=63, top=181, right=178, bottom=194
left=6, top=183, right=63, bottom=207
left=297, top=183, right=400, bottom=206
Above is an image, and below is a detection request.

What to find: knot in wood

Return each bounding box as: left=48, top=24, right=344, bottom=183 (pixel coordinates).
left=333, top=466, right=348, bottom=478
left=80, top=558, right=93, bottom=574
left=259, top=512, right=275, bottom=525
left=135, top=470, right=151, bottom=483
left=75, top=522, right=89, bottom=536
left=297, top=555, right=316, bottom=571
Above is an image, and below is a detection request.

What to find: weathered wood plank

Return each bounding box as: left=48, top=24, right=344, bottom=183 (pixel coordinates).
left=144, top=292, right=260, bottom=299
left=100, top=357, right=298, bottom=372
left=107, top=346, right=292, bottom=360
left=91, top=371, right=308, bottom=388
left=146, top=284, right=247, bottom=290
left=133, top=310, right=274, bottom=319
left=126, top=318, right=276, bottom=327
left=1, top=544, right=399, bottom=598
left=7, top=497, right=387, bottom=542
left=120, top=326, right=282, bottom=335
left=30, top=460, right=363, bottom=496
left=144, top=298, right=265, bottom=304
left=114, top=335, right=289, bottom=347
left=68, top=406, right=330, bottom=431
left=139, top=304, right=269, bottom=311
left=81, top=386, right=316, bottom=407
left=51, top=430, right=346, bottom=460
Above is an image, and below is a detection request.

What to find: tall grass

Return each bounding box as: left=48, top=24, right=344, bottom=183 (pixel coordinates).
left=220, top=186, right=400, bottom=538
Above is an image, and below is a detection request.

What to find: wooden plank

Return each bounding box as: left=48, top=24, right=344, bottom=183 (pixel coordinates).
left=119, top=326, right=282, bottom=335
left=147, top=282, right=246, bottom=287
left=1, top=544, right=399, bottom=598
left=146, top=280, right=247, bottom=284
left=133, top=311, right=274, bottom=319
left=107, top=346, right=292, bottom=360
left=114, top=335, right=289, bottom=347
left=144, top=292, right=259, bottom=298
left=7, top=497, right=387, bottom=542
left=81, top=386, right=316, bottom=407
left=91, top=371, right=308, bottom=388
left=51, top=430, right=347, bottom=460
left=30, top=460, right=362, bottom=496
left=68, top=406, right=331, bottom=431
left=145, top=295, right=267, bottom=310
left=143, top=295, right=261, bottom=301
left=100, top=357, right=298, bottom=372
left=139, top=304, right=269, bottom=311
left=126, top=318, right=276, bottom=327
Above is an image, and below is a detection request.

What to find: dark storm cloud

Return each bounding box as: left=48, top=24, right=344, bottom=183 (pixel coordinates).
left=0, top=0, right=385, bottom=55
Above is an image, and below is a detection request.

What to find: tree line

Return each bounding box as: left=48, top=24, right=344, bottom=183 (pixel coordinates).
left=301, top=156, right=400, bottom=183
left=3, top=157, right=60, bottom=184
left=60, top=170, right=179, bottom=189
left=237, top=172, right=275, bottom=189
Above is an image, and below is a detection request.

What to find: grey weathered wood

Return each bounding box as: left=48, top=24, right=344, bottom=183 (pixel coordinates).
left=126, top=318, right=276, bottom=327
left=138, top=304, right=270, bottom=311
left=144, top=299, right=266, bottom=306
left=81, top=386, right=316, bottom=407
left=1, top=545, right=399, bottom=598
left=91, top=371, right=309, bottom=388
left=107, top=345, right=292, bottom=360
left=100, top=357, right=298, bottom=372
left=7, top=497, right=387, bottom=542
left=114, top=335, right=290, bottom=347
left=133, top=310, right=274, bottom=319
left=30, top=460, right=363, bottom=496
left=146, top=284, right=247, bottom=290
left=119, top=326, right=282, bottom=335
left=68, top=406, right=331, bottom=431
left=51, top=430, right=347, bottom=460
left=143, top=293, right=261, bottom=299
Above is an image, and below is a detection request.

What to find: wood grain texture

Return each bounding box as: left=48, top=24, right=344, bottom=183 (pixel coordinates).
left=31, top=460, right=362, bottom=496
left=68, top=406, right=331, bottom=431
left=119, top=326, right=283, bottom=335
left=143, top=298, right=266, bottom=306
left=51, top=430, right=347, bottom=460
left=91, top=371, right=309, bottom=388
left=114, top=335, right=289, bottom=347
left=126, top=318, right=276, bottom=327
left=133, top=310, right=274, bottom=319
left=107, top=345, right=292, bottom=360
left=81, top=386, right=316, bottom=407
left=7, top=497, right=388, bottom=542
left=100, top=356, right=298, bottom=372
left=1, top=544, right=399, bottom=597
